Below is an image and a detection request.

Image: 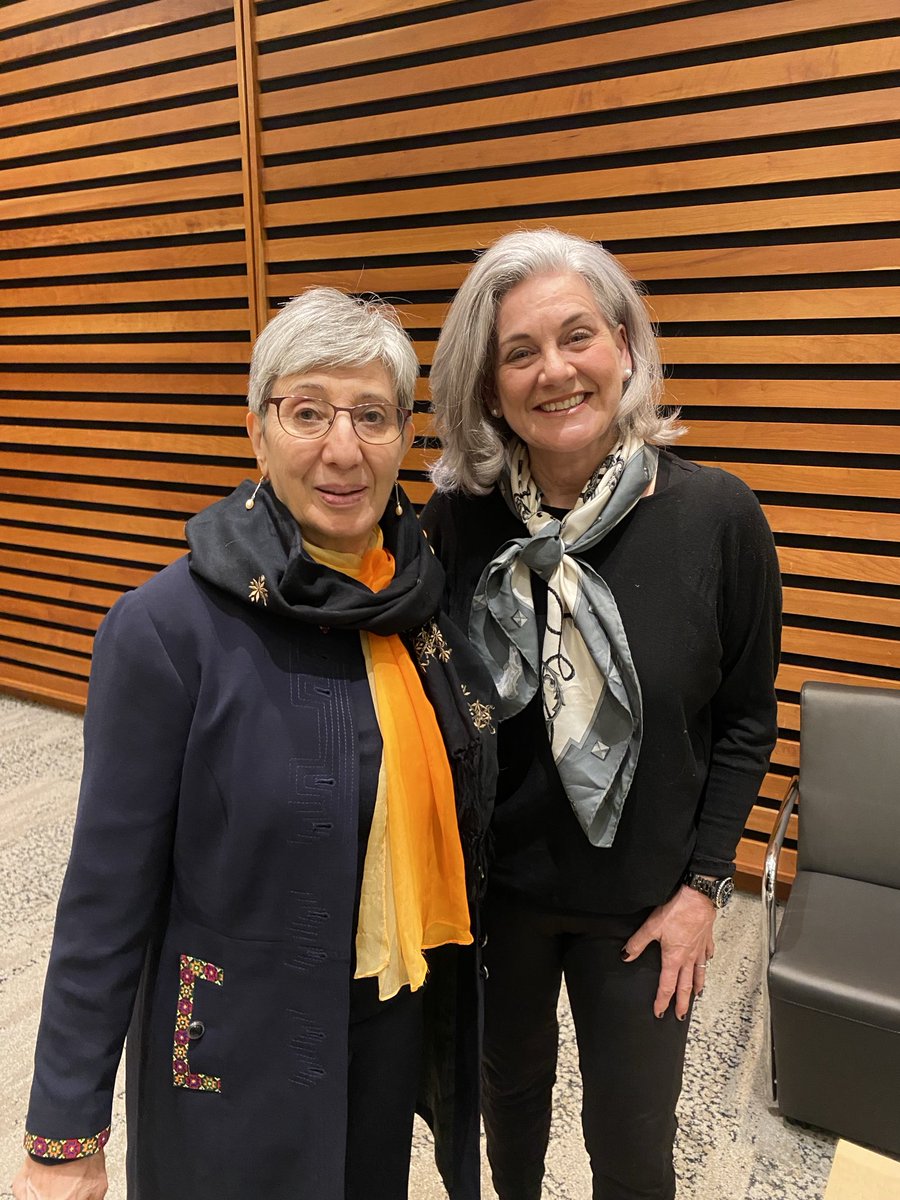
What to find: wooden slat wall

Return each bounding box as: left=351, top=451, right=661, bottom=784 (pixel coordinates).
left=2, top=0, right=898, bottom=886
left=0, top=0, right=256, bottom=707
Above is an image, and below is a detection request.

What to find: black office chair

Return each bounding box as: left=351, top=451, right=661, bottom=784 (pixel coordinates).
left=763, top=681, right=900, bottom=1154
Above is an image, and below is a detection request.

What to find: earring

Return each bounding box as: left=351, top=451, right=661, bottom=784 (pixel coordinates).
left=394, top=481, right=403, bottom=517
left=623, top=367, right=633, bottom=381
left=490, top=408, right=501, bottom=418
left=245, top=476, right=265, bottom=510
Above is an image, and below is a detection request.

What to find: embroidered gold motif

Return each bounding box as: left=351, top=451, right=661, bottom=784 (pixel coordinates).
left=414, top=620, right=451, bottom=669
left=461, top=684, right=495, bottom=733
left=249, top=575, right=268, bottom=606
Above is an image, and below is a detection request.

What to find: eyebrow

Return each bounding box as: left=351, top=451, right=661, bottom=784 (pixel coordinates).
left=498, top=310, right=597, bottom=349
left=283, top=381, right=393, bottom=404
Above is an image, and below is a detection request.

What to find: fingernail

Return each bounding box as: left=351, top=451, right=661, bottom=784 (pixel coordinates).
left=677, top=1013, right=686, bottom=1022
left=655, top=1011, right=664, bottom=1020
left=620, top=946, right=630, bottom=960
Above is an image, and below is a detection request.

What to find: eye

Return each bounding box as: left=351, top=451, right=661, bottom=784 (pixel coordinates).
left=356, top=404, right=389, bottom=427
left=282, top=396, right=329, bottom=425
left=566, top=327, right=594, bottom=344
left=506, top=345, right=534, bottom=364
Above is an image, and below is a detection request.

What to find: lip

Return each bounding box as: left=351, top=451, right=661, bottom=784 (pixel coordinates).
left=316, top=484, right=368, bottom=507
left=536, top=392, right=589, bottom=414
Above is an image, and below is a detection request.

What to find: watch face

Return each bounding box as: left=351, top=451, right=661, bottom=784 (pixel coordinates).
left=716, top=878, right=735, bottom=907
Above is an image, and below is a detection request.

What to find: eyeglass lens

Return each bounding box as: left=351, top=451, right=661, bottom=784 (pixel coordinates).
left=276, top=396, right=405, bottom=443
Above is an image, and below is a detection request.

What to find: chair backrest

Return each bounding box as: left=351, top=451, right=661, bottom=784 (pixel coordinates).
left=798, top=681, right=900, bottom=886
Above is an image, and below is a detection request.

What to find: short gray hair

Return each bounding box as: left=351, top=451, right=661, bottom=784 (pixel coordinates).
left=248, top=287, right=419, bottom=423
left=429, top=228, right=683, bottom=495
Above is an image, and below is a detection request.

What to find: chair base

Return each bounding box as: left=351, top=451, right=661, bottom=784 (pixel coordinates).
left=771, top=1000, right=900, bottom=1156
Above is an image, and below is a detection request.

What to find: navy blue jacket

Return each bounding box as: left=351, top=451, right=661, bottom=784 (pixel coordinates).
left=26, top=555, right=483, bottom=1198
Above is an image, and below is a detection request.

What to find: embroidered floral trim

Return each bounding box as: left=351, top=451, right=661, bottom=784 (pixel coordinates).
left=461, top=683, right=496, bottom=734
left=249, top=574, right=268, bottom=606
left=414, top=620, right=451, bottom=669
left=173, top=954, right=223, bottom=1092
left=24, top=1127, right=110, bottom=1161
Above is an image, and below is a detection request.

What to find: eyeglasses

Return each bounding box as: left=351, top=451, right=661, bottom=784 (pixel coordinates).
left=265, top=395, right=409, bottom=445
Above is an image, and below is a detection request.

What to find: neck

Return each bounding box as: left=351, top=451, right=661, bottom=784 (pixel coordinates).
left=528, top=438, right=617, bottom=509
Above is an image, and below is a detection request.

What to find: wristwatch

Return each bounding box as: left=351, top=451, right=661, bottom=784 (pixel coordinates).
left=684, top=872, right=734, bottom=909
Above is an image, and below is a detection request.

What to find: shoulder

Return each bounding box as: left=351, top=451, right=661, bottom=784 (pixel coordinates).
left=421, top=487, right=498, bottom=526
left=98, top=555, right=240, bottom=669
left=660, top=452, right=767, bottom=525
left=103, top=556, right=200, bottom=632
left=421, top=487, right=508, bottom=555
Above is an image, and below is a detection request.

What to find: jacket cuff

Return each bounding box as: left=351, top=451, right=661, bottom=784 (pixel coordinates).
left=24, top=1127, right=110, bottom=1162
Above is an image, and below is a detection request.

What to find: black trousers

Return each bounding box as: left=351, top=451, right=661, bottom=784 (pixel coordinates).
left=482, top=893, right=692, bottom=1200
left=345, top=977, right=424, bottom=1200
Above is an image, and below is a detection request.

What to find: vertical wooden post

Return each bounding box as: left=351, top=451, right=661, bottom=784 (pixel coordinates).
left=233, top=0, right=268, bottom=340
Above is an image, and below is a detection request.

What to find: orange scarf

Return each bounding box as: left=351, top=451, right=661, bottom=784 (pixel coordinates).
left=305, top=533, right=472, bottom=999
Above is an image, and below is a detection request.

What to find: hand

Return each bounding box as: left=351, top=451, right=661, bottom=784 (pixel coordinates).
left=11, top=1151, right=108, bottom=1200
left=621, top=885, right=716, bottom=1020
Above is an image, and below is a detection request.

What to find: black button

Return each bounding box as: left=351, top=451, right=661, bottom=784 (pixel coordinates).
left=188, top=1020, right=205, bottom=1041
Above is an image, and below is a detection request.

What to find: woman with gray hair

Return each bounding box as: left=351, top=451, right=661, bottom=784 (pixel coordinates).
left=423, top=229, right=781, bottom=1200
left=14, top=288, right=496, bottom=1200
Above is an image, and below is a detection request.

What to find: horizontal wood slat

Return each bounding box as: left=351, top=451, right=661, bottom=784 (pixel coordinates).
left=255, top=0, right=698, bottom=54
left=265, top=192, right=900, bottom=262
left=0, top=20, right=236, bottom=100
left=258, top=11, right=897, bottom=119
left=260, top=39, right=900, bottom=153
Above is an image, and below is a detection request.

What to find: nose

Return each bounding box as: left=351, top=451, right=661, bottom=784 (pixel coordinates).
left=321, top=409, right=363, bottom=464
left=539, top=342, right=576, bottom=385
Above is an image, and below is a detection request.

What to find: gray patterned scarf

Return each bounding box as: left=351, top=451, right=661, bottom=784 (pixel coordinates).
left=469, top=435, right=658, bottom=847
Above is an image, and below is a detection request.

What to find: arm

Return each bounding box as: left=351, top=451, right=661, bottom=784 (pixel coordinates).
left=21, top=587, right=195, bottom=1165
left=624, top=481, right=782, bottom=1016
left=12, top=1151, right=108, bottom=1200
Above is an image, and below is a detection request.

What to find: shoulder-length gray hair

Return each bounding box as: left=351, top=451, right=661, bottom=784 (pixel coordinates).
left=247, top=287, right=419, bottom=423
left=429, top=228, right=682, bottom=495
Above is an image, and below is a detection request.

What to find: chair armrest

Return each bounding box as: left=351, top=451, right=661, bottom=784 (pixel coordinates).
left=761, top=776, right=798, bottom=1104
left=763, top=777, right=799, bottom=957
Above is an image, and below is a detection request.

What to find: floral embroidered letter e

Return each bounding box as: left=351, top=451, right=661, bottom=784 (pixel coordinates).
left=173, top=953, right=224, bottom=1092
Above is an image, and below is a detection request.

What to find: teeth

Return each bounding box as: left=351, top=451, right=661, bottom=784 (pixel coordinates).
left=539, top=394, right=583, bottom=413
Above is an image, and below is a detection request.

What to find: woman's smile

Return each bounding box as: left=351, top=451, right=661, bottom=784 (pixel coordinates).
left=535, top=391, right=589, bottom=414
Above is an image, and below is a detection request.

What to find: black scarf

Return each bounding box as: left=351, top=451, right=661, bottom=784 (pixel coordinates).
left=186, top=480, right=496, bottom=895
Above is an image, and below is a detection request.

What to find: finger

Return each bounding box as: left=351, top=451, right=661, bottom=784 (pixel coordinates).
left=621, top=929, right=653, bottom=962
left=692, top=958, right=708, bottom=997
left=653, top=962, right=680, bottom=1018
left=675, top=966, right=694, bottom=1020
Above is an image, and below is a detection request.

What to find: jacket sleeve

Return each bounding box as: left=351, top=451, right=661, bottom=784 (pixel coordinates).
left=689, top=479, right=782, bottom=877
left=24, top=587, right=194, bottom=1162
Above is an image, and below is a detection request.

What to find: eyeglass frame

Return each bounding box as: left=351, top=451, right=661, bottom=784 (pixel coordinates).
left=264, top=394, right=412, bottom=444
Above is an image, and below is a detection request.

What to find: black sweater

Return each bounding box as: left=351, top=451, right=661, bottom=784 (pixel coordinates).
left=422, top=451, right=781, bottom=914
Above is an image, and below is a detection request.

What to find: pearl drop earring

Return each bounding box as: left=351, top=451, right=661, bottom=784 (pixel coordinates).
left=245, top=476, right=265, bottom=510
left=623, top=367, right=633, bottom=380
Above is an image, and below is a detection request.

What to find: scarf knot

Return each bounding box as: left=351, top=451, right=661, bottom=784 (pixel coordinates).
left=519, top=521, right=565, bottom=576
left=470, top=436, right=658, bottom=848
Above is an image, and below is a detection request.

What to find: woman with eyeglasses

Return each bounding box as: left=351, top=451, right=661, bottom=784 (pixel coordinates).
left=14, top=289, right=496, bottom=1200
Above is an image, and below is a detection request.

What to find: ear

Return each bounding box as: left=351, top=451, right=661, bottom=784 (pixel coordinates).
left=614, top=323, right=633, bottom=376
left=399, top=412, right=415, bottom=456
left=246, top=410, right=268, bottom=476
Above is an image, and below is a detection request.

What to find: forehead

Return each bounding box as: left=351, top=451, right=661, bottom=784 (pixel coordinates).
left=497, top=271, right=602, bottom=335
left=272, top=360, right=395, bottom=399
